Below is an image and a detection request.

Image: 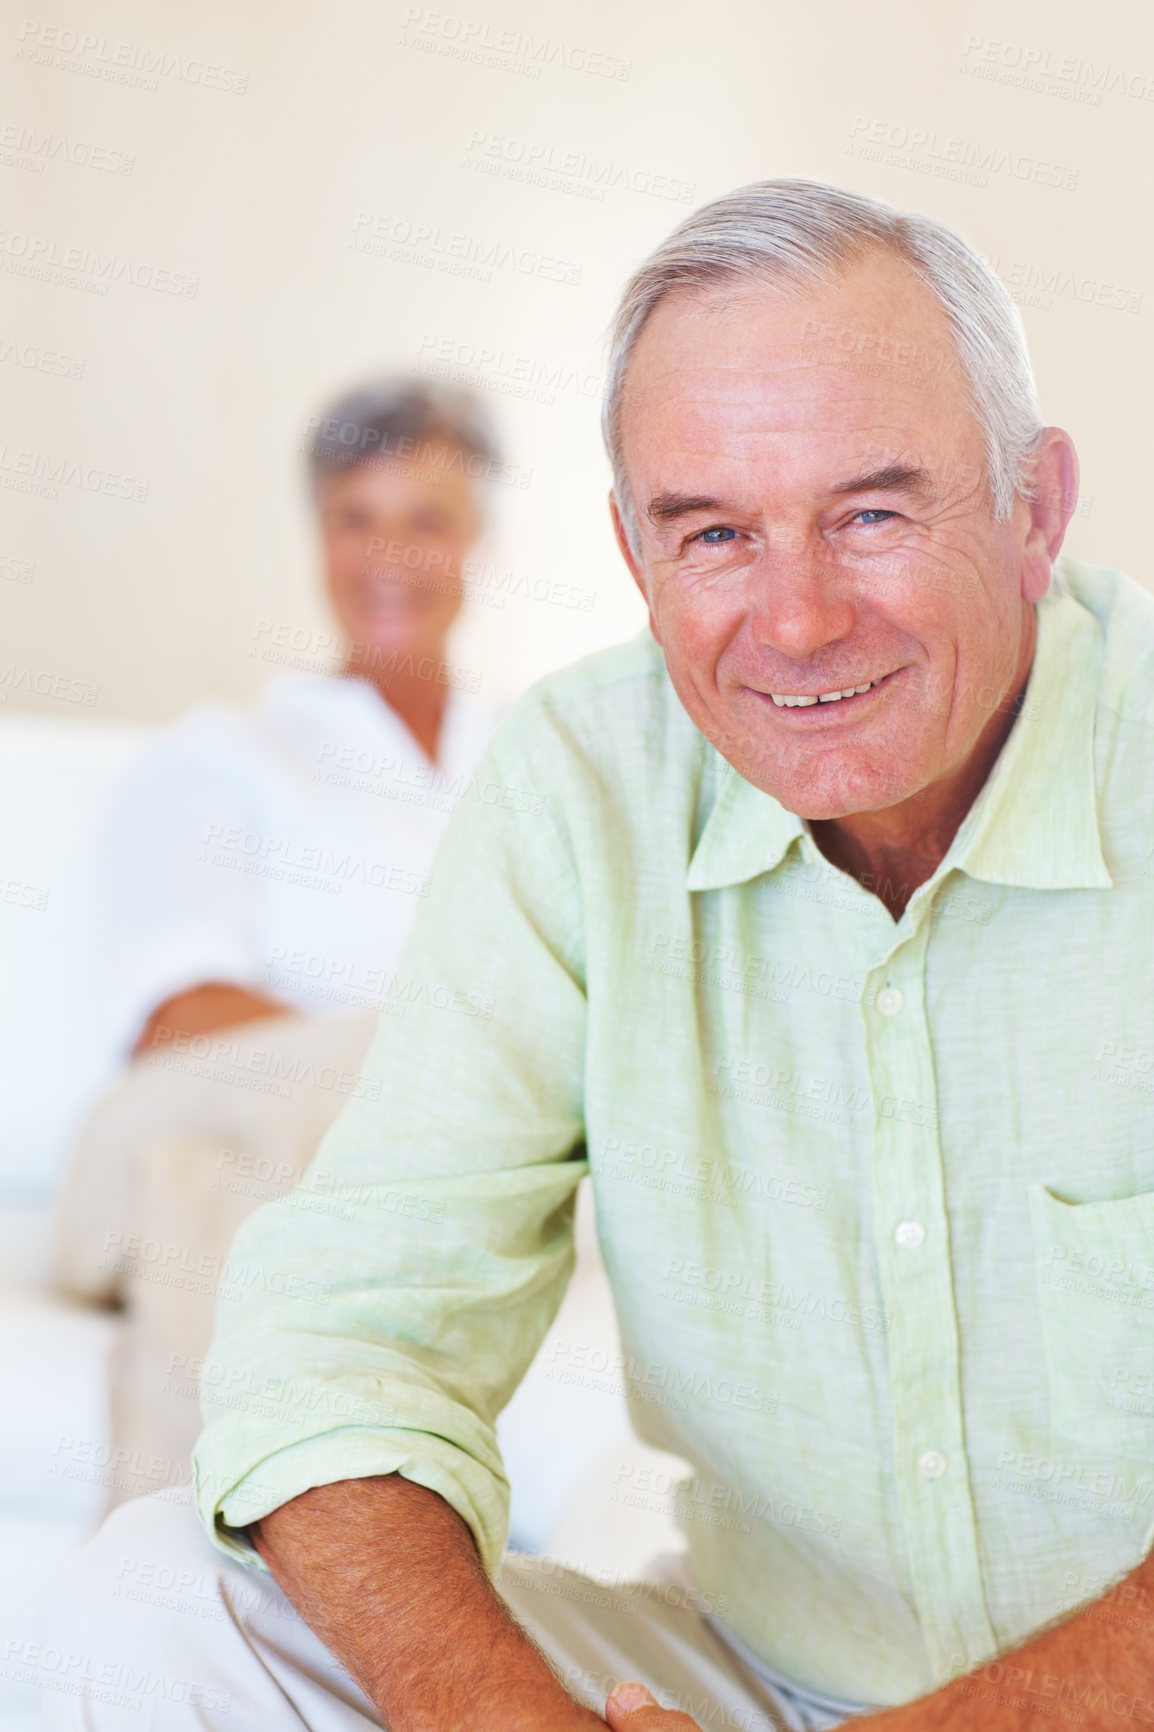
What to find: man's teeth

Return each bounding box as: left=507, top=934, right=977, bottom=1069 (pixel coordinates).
left=769, top=682, right=876, bottom=708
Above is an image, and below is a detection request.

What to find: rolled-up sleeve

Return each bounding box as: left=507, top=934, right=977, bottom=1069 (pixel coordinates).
left=191, top=701, right=589, bottom=1572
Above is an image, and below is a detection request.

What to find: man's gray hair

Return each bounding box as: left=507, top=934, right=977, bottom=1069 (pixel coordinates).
left=603, top=179, right=1044, bottom=556
left=307, top=376, right=501, bottom=492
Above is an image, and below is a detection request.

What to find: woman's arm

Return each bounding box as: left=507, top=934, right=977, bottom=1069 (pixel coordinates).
left=131, top=981, right=291, bottom=1056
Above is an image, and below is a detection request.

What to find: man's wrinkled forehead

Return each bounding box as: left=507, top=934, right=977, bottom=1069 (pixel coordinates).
left=618, top=259, right=967, bottom=466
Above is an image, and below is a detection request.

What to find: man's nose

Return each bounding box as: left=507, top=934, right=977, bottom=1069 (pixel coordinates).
left=747, top=553, right=856, bottom=660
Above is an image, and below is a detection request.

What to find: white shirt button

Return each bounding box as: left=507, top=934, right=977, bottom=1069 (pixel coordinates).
left=919, top=1450, right=948, bottom=1480
left=877, top=986, right=905, bottom=1016
left=895, top=1221, right=926, bottom=1249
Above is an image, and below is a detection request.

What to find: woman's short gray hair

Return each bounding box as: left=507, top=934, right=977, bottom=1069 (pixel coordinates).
left=603, top=178, right=1044, bottom=556
left=306, top=376, right=501, bottom=494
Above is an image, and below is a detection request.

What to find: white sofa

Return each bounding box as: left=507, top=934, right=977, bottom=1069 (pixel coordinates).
left=0, top=713, right=684, bottom=1732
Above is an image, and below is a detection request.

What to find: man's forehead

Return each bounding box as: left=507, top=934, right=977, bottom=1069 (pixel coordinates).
left=626, top=395, right=948, bottom=485
left=619, top=270, right=973, bottom=494
left=623, top=330, right=954, bottom=424
left=622, top=263, right=960, bottom=414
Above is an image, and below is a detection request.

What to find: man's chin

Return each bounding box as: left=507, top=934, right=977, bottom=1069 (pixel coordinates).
left=741, top=762, right=924, bottom=821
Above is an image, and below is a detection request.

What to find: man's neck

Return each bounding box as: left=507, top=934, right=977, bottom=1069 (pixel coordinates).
left=809, top=606, right=1038, bottom=921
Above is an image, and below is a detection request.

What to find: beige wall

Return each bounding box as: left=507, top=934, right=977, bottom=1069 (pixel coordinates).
left=4, top=0, right=1152, bottom=720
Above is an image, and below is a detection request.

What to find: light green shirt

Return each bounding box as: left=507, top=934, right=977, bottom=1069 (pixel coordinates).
left=194, top=555, right=1154, bottom=1707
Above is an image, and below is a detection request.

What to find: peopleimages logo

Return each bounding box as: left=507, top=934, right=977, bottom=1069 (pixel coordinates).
left=0, top=337, right=85, bottom=378
left=981, top=253, right=1142, bottom=316
left=462, top=130, right=694, bottom=204
left=846, top=116, right=1079, bottom=191
left=0, top=122, right=135, bottom=175
left=0, top=229, right=199, bottom=298
left=960, top=33, right=1154, bottom=104
left=349, top=211, right=582, bottom=287
left=0, top=443, right=148, bottom=501
left=398, top=9, right=631, bottom=81
left=15, top=19, right=250, bottom=93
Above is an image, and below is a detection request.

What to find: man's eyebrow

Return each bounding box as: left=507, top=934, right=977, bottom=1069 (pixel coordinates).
left=829, top=465, right=931, bottom=497
left=645, top=492, right=731, bottom=527
left=645, top=468, right=931, bottom=528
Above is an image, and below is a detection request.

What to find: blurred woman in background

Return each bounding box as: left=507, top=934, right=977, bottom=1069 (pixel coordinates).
left=50, top=377, right=508, bottom=1508
left=114, top=376, right=505, bottom=1058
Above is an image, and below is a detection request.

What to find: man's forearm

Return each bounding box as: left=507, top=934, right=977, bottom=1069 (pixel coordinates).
left=249, top=1474, right=605, bottom=1732
left=858, top=1549, right=1154, bottom=1730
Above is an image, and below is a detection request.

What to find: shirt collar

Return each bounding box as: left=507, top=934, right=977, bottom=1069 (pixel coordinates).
left=686, top=576, right=1111, bottom=896
left=945, top=579, right=1111, bottom=890
left=686, top=757, right=805, bottom=892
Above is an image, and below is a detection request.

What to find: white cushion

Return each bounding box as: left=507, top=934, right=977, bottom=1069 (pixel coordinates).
left=0, top=716, right=150, bottom=1203
left=0, top=1511, right=102, bottom=1729
left=0, top=1290, right=120, bottom=1521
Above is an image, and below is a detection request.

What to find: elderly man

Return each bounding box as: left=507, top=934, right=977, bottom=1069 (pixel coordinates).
left=39, top=181, right=1154, bottom=1731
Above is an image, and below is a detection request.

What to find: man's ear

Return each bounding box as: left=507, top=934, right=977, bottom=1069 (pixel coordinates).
left=1019, top=428, right=1079, bottom=604
left=610, top=493, right=662, bottom=641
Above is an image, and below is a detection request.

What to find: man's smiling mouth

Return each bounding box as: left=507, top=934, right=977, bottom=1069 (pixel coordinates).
left=755, top=669, right=899, bottom=710
left=769, top=679, right=879, bottom=708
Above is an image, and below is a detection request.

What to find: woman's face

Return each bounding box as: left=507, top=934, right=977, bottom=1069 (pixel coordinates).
left=317, top=439, right=484, bottom=667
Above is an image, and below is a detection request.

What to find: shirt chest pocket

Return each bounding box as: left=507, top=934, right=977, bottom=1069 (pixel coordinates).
left=1029, top=1184, right=1154, bottom=1460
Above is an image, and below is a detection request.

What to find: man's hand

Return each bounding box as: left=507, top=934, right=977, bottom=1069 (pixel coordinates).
left=606, top=1682, right=702, bottom=1730
left=817, top=1546, right=1154, bottom=1731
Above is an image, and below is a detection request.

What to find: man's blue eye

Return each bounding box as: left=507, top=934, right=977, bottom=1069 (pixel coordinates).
left=856, top=509, right=896, bottom=525
left=698, top=527, right=738, bottom=543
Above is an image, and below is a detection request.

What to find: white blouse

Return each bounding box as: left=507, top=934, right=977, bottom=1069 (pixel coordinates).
left=95, top=672, right=502, bottom=1053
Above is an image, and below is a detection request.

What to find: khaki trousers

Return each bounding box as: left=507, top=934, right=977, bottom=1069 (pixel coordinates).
left=48, top=1011, right=380, bottom=1510
left=33, top=1488, right=853, bottom=1732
